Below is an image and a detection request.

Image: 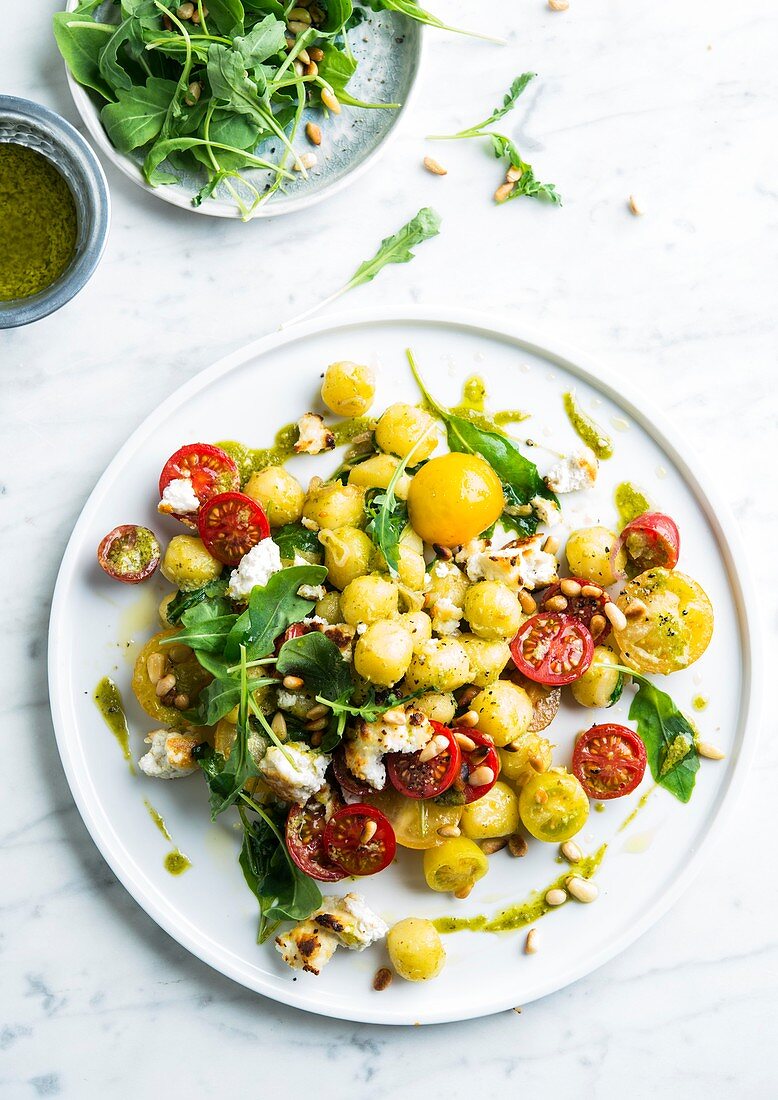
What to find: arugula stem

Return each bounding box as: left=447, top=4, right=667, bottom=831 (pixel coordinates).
left=226, top=657, right=278, bottom=674
left=250, top=699, right=298, bottom=768
left=405, top=348, right=447, bottom=419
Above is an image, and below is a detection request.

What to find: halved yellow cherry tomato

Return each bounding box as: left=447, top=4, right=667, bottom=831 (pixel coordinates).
left=518, top=769, right=589, bottom=843
left=613, top=567, right=713, bottom=674
left=423, top=837, right=489, bottom=894
left=407, top=453, right=504, bottom=546
left=364, top=787, right=462, bottom=849
left=132, top=629, right=211, bottom=730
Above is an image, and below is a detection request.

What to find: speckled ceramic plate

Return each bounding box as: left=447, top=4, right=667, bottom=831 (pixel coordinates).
left=63, top=1, right=421, bottom=218
left=48, top=307, right=761, bottom=1024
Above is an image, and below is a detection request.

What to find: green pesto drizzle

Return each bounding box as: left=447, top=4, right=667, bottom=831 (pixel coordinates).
left=692, top=695, right=708, bottom=712
left=94, top=677, right=134, bottom=773
left=434, top=843, right=607, bottom=934
left=615, top=481, right=651, bottom=528
left=217, top=416, right=375, bottom=484
left=449, top=374, right=529, bottom=434
left=617, top=786, right=655, bottom=833
left=144, top=799, right=191, bottom=876
left=0, top=144, right=77, bottom=301
left=563, top=392, right=614, bottom=459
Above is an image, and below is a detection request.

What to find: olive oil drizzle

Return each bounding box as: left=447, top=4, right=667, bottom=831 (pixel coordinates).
left=144, top=800, right=191, bottom=876
left=94, top=677, right=135, bottom=773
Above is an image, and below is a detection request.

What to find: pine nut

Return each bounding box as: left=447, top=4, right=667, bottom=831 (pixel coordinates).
left=289, top=7, right=312, bottom=22
left=433, top=543, right=453, bottom=561
left=169, top=644, right=193, bottom=663
left=560, top=578, right=582, bottom=598
left=697, top=741, right=725, bottom=760
left=382, top=707, right=407, bottom=725
left=146, top=653, right=166, bottom=686
left=457, top=685, right=478, bottom=708
left=468, top=765, right=495, bottom=787
left=271, top=711, right=288, bottom=740
left=297, top=46, right=310, bottom=64
left=628, top=194, right=643, bottom=216
left=508, top=834, right=528, bottom=858
left=590, top=613, right=606, bottom=639
left=603, top=602, right=627, bottom=631
left=548, top=0, right=569, bottom=9
left=481, top=837, right=507, bottom=855
left=454, top=883, right=473, bottom=900
left=306, top=121, right=322, bottom=146
left=529, top=753, right=547, bottom=773
left=373, top=966, right=392, bottom=991
left=519, top=590, right=537, bottom=614
left=282, top=675, right=304, bottom=690
left=423, top=156, right=447, bottom=176
left=566, top=876, right=599, bottom=903
left=454, top=732, right=477, bottom=752
left=173, top=693, right=189, bottom=710
left=309, top=730, right=323, bottom=747
left=321, top=88, right=341, bottom=114
left=543, top=536, right=560, bottom=554
left=304, top=61, right=318, bottom=77
left=418, top=739, right=442, bottom=763
left=437, top=824, right=461, bottom=838
left=309, top=46, right=324, bottom=61
left=155, top=673, right=176, bottom=697
left=561, top=840, right=582, bottom=863
left=190, top=4, right=207, bottom=24
left=306, top=703, right=329, bottom=721
left=581, top=584, right=603, bottom=598
left=183, top=80, right=201, bottom=106
left=458, top=710, right=479, bottom=728
left=494, top=182, right=514, bottom=203
left=625, top=598, right=647, bottom=618
left=292, top=60, right=305, bottom=76
left=360, top=820, right=377, bottom=845
left=305, top=716, right=328, bottom=732
left=545, top=594, right=568, bottom=612
left=177, top=2, right=194, bottom=17
left=289, top=21, right=309, bottom=34
left=505, top=164, right=522, bottom=183
left=524, top=928, right=539, bottom=954
left=545, top=888, right=567, bottom=906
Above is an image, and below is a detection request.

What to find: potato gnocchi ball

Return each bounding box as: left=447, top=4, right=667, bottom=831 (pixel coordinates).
left=319, top=526, right=373, bottom=590
left=354, top=619, right=414, bottom=687
left=320, top=360, right=375, bottom=417
left=348, top=453, right=411, bottom=499
left=571, top=645, right=623, bottom=708
left=375, top=402, right=439, bottom=460
left=161, top=535, right=222, bottom=591
left=460, top=781, right=520, bottom=840
left=470, top=680, right=533, bottom=748
left=302, top=481, right=365, bottom=530
left=413, top=691, right=457, bottom=724
left=464, top=581, right=524, bottom=641
left=565, top=525, right=625, bottom=587
left=404, top=637, right=473, bottom=693
left=458, top=635, right=510, bottom=688
left=387, top=918, right=446, bottom=982
left=244, top=466, right=304, bottom=528
left=340, top=573, right=399, bottom=626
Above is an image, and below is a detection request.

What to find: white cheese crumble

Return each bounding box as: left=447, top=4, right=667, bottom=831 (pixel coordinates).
left=158, top=476, right=200, bottom=515
left=227, top=538, right=282, bottom=600
left=298, top=583, right=327, bottom=601
left=137, top=730, right=199, bottom=779
left=545, top=448, right=598, bottom=493
left=259, top=743, right=330, bottom=804
left=345, top=709, right=432, bottom=790
left=530, top=494, right=562, bottom=526
left=295, top=412, right=335, bottom=455
left=430, top=595, right=463, bottom=636
left=458, top=533, right=558, bottom=591
left=275, top=893, right=388, bottom=975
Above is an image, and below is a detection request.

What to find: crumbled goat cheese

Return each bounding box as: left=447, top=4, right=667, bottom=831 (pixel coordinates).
left=300, top=516, right=319, bottom=531
left=530, top=495, right=562, bottom=526
left=275, top=893, right=388, bottom=975
left=227, top=538, right=282, bottom=600
left=295, top=412, right=335, bottom=455
left=345, top=709, right=432, bottom=789
left=259, top=743, right=330, bottom=804
left=158, top=476, right=200, bottom=515
left=458, top=534, right=558, bottom=591
left=545, top=448, right=598, bottom=494
left=138, top=730, right=199, bottom=779
left=429, top=595, right=464, bottom=636
left=298, top=583, right=327, bottom=602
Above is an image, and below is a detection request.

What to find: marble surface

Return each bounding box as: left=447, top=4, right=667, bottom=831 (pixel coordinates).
left=2, top=0, right=777, bottom=1095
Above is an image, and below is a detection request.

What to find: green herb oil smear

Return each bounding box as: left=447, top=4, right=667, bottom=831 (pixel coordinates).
left=615, top=481, right=651, bottom=528
left=144, top=800, right=192, bottom=876
left=562, top=392, right=613, bottom=460
left=0, top=144, right=77, bottom=300
left=94, top=677, right=134, bottom=773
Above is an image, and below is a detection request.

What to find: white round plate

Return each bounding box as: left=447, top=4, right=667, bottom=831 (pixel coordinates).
left=63, top=1, right=422, bottom=219
left=49, top=307, right=760, bottom=1024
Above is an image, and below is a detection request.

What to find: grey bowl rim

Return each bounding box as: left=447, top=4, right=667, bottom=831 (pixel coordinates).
left=0, top=94, right=111, bottom=328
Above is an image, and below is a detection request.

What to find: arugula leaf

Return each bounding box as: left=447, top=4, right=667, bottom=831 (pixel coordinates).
left=143, top=135, right=289, bottom=186
left=165, top=573, right=230, bottom=625
left=186, top=652, right=276, bottom=725
left=346, top=207, right=441, bottom=292
left=238, top=801, right=322, bottom=942
left=273, top=522, right=323, bottom=561
left=625, top=673, right=700, bottom=803
left=317, top=686, right=423, bottom=723
left=223, top=564, right=327, bottom=662
left=206, top=0, right=247, bottom=36
left=232, top=14, right=286, bottom=68
left=277, top=631, right=353, bottom=701
left=365, top=495, right=408, bottom=576
left=163, top=599, right=238, bottom=653
left=316, top=47, right=400, bottom=109
left=407, top=349, right=556, bottom=529
left=101, top=76, right=178, bottom=153
left=52, top=7, right=116, bottom=102
left=207, top=42, right=271, bottom=117
left=317, top=0, right=354, bottom=35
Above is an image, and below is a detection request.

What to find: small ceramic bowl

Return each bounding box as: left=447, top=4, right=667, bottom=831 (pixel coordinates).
left=0, top=96, right=110, bottom=328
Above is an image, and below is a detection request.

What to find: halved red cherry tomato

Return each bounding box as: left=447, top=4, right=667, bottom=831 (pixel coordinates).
left=323, top=804, right=396, bottom=876
left=97, top=524, right=160, bottom=584
left=286, top=799, right=347, bottom=882
left=332, top=747, right=375, bottom=799
left=510, top=612, right=594, bottom=686
left=198, top=491, right=270, bottom=566
left=386, top=722, right=461, bottom=800
left=618, top=512, right=680, bottom=574
left=159, top=443, right=239, bottom=525
left=572, top=723, right=647, bottom=800
left=540, top=576, right=611, bottom=638
left=457, top=728, right=501, bottom=804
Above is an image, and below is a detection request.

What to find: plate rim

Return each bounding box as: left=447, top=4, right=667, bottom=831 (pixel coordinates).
left=48, top=305, right=764, bottom=1024
left=62, top=0, right=424, bottom=220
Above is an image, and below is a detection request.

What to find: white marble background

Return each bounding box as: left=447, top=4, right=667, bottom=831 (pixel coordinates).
left=2, top=0, right=777, bottom=1095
